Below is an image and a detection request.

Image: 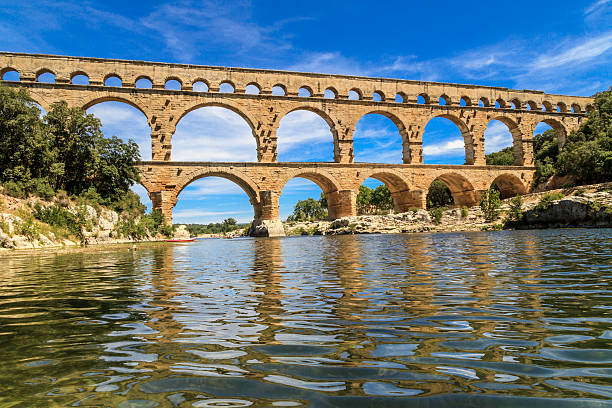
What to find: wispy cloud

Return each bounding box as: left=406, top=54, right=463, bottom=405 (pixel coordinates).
left=173, top=209, right=251, bottom=218
left=585, top=0, right=611, bottom=15
left=532, top=32, right=612, bottom=70
left=138, top=0, right=296, bottom=62
left=288, top=52, right=439, bottom=81
left=484, top=120, right=513, bottom=154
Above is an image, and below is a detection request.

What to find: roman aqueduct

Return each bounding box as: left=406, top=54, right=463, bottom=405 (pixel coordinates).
left=0, top=52, right=593, bottom=235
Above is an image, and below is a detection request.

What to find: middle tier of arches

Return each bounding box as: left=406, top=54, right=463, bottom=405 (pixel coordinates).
left=26, top=85, right=583, bottom=166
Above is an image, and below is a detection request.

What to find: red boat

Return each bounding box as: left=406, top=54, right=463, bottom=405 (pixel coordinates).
left=166, top=238, right=196, bottom=242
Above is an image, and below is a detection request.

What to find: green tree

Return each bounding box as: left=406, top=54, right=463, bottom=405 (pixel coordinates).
left=0, top=87, right=50, bottom=184
left=485, top=146, right=514, bottom=166
left=356, top=185, right=373, bottom=209
left=555, top=87, right=612, bottom=183
left=0, top=86, right=142, bottom=205
left=44, top=101, right=141, bottom=201
left=426, top=179, right=454, bottom=209
left=318, top=192, right=327, bottom=209
left=371, top=185, right=393, bottom=210
left=480, top=187, right=501, bottom=222
left=287, top=198, right=327, bottom=221
left=222, top=218, right=237, bottom=232
left=505, top=195, right=524, bottom=223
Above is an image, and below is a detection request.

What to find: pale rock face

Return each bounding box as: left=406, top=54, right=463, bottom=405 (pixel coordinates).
left=173, top=225, right=190, bottom=239
left=0, top=194, right=167, bottom=250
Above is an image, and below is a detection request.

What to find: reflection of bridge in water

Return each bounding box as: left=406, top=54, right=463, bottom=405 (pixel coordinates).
left=0, top=52, right=593, bottom=235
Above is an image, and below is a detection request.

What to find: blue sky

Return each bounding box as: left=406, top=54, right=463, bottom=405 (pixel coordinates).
left=1, top=0, right=611, bottom=223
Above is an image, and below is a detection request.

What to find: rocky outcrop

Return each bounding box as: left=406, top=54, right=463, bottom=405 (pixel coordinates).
left=513, top=190, right=612, bottom=229
left=0, top=194, right=164, bottom=250
left=248, top=219, right=285, bottom=237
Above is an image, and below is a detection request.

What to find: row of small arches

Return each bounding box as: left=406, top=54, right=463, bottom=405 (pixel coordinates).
left=1, top=66, right=591, bottom=113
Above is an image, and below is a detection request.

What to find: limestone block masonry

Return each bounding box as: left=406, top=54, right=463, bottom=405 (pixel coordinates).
left=0, top=52, right=594, bottom=236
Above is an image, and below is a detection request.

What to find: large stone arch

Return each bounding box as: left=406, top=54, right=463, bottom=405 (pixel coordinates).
left=173, top=168, right=261, bottom=219
left=353, top=109, right=411, bottom=163
left=81, top=95, right=150, bottom=120
left=491, top=173, right=527, bottom=199
left=178, top=101, right=257, bottom=130
left=425, top=113, right=477, bottom=165
left=276, top=105, right=338, bottom=163
left=176, top=101, right=260, bottom=160
left=488, top=115, right=524, bottom=165
left=537, top=117, right=568, bottom=148
left=23, top=90, right=55, bottom=113
left=356, top=169, right=416, bottom=212
left=279, top=169, right=345, bottom=219
left=430, top=172, right=479, bottom=207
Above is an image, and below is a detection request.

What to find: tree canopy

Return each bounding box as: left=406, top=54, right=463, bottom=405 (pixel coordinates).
left=0, top=86, right=141, bottom=204
left=555, top=87, right=612, bottom=183
left=426, top=179, right=454, bottom=209
left=485, top=147, right=514, bottom=166
left=357, top=184, right=393, bottom=214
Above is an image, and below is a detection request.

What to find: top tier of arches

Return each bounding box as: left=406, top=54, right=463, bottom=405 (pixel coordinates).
left=0, top=52, right=594, bottom=114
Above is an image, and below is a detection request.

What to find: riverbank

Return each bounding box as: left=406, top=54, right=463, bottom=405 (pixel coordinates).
left=282, top=183, right=612, bottom=236
left=0, top=192, right=170, bottom=250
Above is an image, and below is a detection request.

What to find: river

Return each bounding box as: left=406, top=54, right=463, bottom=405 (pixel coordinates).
left=1, top=229, right=611, bottom=407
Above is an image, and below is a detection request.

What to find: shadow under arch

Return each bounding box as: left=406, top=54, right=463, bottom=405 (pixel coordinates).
left=277, top=106, right=336, bottom=162
left=353, top=110, right=409, bottom=164
left=357, top=170, right=414, bottom=212
left=426, top=113, right=476, bottom=164
left=173, top=169, right=261, bottom=218
left=432, top=172, right=479, bottom=207
left=279, top=170, right=342, bottom=219
left=491, top=173, right=527, bottom=199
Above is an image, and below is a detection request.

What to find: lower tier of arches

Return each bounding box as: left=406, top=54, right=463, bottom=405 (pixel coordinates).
left=138, top=162, right=535, bottom=236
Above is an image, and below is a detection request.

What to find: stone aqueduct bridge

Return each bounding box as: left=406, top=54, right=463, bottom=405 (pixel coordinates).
left=1, top=52, right=594, bottom=235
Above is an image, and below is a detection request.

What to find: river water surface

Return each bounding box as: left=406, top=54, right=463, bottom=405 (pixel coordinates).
left=1, top=229, right=612, bottom=407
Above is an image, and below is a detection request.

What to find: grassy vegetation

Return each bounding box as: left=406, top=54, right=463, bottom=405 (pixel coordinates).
left=535, top=192, right=565, bottom=211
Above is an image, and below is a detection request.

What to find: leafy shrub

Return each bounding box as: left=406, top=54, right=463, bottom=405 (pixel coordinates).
left=574, top=188, right=586, bottom=197
left=536, top=192, right=565, bottom=211
left=505, top=195, right=524, bottom=223
left=461, top=206, right=469, bottom=218
left=28, top=178, right=55, bottom=199
left=14, top=214, right=39, bottom=240
left=3, top=181, right=26, bottom=198
left=429, top=207, right=444, bottom=224
left=427, top=180, right=454, bottom=209
left=480, top=188, right=501, bottom=221
left=33, top=203, right=82, bottom=240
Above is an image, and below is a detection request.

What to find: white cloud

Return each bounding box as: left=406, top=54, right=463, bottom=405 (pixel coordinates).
left=277, top=110, right=335, bottom=161
left=484, top=120, right=513, bottom=154
left=172, top=106, right=257, bottom=162
left=173, top=209, right=251, bottom=218
left=423, top=139, right=464, bottom=156
left=139, top=0, right=295, bottom=62
left=87, top=102, right=152, bottom=160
